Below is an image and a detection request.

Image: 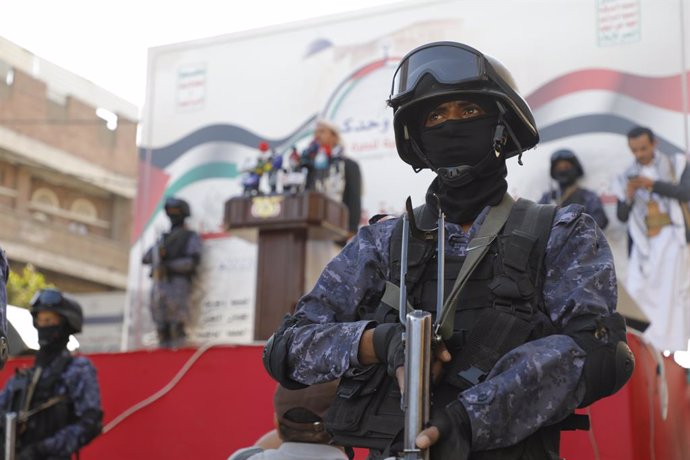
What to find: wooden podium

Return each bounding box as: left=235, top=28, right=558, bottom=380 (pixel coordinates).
left=224, top=192, right=349, bottom=340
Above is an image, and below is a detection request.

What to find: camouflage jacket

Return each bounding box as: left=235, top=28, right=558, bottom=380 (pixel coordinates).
left=284, top=202, right=617, bottom=451
left=0, top=350, right=103, bottom=457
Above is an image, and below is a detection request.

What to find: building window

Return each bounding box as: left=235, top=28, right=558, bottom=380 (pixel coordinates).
left=31, top=188, right=60, bottom=208
left=68, top=221, right=88, bottom=235
left=70, top=198, right=97, bottom=219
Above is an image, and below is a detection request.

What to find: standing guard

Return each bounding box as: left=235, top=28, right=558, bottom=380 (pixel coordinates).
left=142, top=197, right=203, bottom=348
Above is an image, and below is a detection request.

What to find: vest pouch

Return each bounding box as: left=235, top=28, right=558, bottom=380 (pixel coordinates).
left=444, top=309, right=534, bottom=391
left=325, top=365, right=404, bottom=450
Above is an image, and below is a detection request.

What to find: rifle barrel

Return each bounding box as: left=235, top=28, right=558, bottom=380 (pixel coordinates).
left=5, top=412, right=16, bottom=460
left=399, top=214, right=409, bottom=325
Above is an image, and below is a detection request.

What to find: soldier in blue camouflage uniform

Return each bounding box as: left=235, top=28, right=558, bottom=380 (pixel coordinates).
left=538, top=149, right=609, bottom=229
left=264, top=42, right=634, bottom=459
left=0, top=288, right=102, bottom=459
left=143, top=197, right=203, bottom=348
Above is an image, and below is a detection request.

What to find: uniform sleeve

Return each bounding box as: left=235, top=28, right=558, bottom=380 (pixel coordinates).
left=584, top=191, right=609, bottom=230
left=35, top=358, right=103, bottom=456
left=537, top=191, right=552, bottom=205
left=142, top=245, right=154, bottom=264
left=0, top=375, right=18, bottom=420
left=286, top=221, right=395, bottom=385
left=458, top=206, right=616, bottom=451
left=652, top=158, right=690, bottom=201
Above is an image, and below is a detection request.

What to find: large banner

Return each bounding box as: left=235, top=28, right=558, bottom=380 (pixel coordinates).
left=124, top=0, right=690, bottom=349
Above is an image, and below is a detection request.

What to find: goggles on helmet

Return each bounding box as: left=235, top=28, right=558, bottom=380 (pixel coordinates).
left=30, top=288, right=64, bottom=309
left=390, top=42, right=488, bottom=108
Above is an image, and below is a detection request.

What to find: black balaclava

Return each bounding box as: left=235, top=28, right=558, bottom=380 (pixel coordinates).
left=417, top=112, right=508, bottom=224
left=36, top=321, right=70, bottom=367
left=552, top=165, right=579, bottom=190
left=168, top=214, right=186, bottom=229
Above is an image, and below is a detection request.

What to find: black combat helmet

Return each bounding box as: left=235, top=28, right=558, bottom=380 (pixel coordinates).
left=388, top=41, right=539, bottom=169
left=550, top=149, right=584, bottom=179
left=30, top=288, right=83, bottom=334
left=164, top=196, right=191, bottom=218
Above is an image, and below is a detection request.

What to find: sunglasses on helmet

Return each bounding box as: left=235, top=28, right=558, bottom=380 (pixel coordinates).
left=389, top=42, right=487, bottom=108
left=30, top=288, right=64, bottom=308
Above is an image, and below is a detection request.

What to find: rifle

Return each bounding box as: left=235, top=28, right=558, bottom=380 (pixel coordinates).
left=3, top=393, right=66, bottom=460
left=151, top=232, right=168, bottom=281
left=3, top=367, right=41, bottom=460
left=397, top=196, right=445, bottom=460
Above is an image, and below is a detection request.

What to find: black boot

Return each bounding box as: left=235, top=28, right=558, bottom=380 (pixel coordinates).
left=157, top=323, right=172, bottom=348
left=169, top=322, right=187, bottom=349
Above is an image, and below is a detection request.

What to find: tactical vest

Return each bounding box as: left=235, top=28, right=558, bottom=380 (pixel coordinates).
left=326, top=199, right=576, bottom=460
left=5, top=355, right=75, bottom=454
left=162, top=228, right=195, bottom=261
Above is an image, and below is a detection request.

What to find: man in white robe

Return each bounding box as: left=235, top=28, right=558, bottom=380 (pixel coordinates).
left=615, top=126, right=690, bottom=352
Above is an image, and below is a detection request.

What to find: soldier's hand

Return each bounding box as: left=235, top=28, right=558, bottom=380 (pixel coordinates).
left=17, top=443, right=40, bottom=460
left=394, top=337, right=451, bottom=396
left=417, top=400, right=471, bottom=459
left=431, top=341, right=451, bottom=383
left=372, top=323, right=405, bottom=379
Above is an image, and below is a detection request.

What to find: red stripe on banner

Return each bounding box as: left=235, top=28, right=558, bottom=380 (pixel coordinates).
left=131, top=161, right=170, bottom=242
left=526, top=69, right=690, bottom=113
left=351, top=57, right=399, bottom=79
left=200, top=231, right=232, bottom=240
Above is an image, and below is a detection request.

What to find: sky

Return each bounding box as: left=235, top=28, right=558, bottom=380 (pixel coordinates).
left=0, top=0, right=401, bottom=114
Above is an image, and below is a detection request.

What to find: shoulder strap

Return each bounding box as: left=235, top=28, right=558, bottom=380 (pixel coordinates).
left=39, top=354, right=73, bottom=395
left=437, top=194, right=515, bottom=339
left=501, top=198, right=557, bottom=311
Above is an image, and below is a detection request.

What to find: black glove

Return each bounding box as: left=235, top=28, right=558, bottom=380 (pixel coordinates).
left=429, top=400, right=471, bottom=460
left=372, top=323, right=405, bottom=377
left=17, top=443, right=41, bottom=460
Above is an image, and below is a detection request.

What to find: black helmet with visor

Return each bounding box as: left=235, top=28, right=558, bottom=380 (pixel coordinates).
left=164, top=197, right=191, bottom=218
left=388, top=41, right=539, bottom=169
left=549, top=149, right=584, bottom=179
left=30, top=288, right=83, bottom=334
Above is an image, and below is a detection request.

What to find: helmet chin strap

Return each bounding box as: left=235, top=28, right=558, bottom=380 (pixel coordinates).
left=495, top=101, right=524, bottom=165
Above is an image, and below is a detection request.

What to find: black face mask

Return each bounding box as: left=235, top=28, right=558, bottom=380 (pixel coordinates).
left=420, top=116, right=499, bottom=186
left=168, top=215, right=186, bottom=228
left=37, top=323, right=69, bottom=352
left=419, top=115, right=507, bottom=224
left=553, top=168, right=579, bottom=189
left=38, top=325, right=63, bottom=347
